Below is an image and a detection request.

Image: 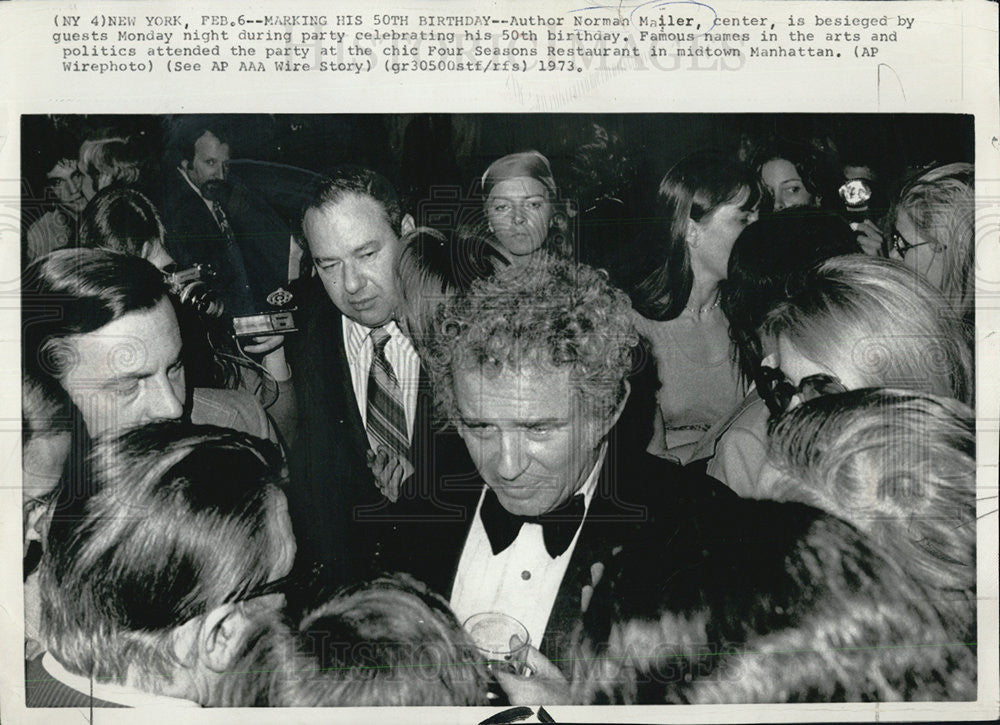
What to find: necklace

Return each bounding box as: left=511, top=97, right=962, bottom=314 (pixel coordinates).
left=685, top=296, right=721, bottom=315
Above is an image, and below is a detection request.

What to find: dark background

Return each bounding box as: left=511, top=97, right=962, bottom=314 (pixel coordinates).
left=21, top=112, right=974, bottom=250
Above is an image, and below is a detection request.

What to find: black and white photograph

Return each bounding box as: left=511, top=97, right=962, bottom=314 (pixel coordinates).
left=2, top=0, right=998, bottom=722
left=15, top=111, right=980, bottom=712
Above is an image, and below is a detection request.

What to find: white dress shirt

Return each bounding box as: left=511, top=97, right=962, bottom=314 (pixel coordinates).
left=342, top=316, right=420, bottom=440
left=450, top=444, right=607, bottom=648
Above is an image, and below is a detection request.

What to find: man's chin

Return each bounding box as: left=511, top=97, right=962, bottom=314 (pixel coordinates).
left=491, top=487, right=554, bottom=517
left=350, top=309, right=392, bottom=328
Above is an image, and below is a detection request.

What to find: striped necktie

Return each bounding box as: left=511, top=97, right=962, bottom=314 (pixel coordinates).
left=365, top=326, right=409, bottom=458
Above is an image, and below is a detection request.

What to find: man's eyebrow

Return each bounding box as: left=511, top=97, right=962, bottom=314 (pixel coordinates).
left=98, top=372, right=147, bottom=389
left=459, top=416, right=567, bottom=428
left=522, top=418, right=566, bottom=429
left=354, top=240, right=380, bottom=254
left=458, top=414, right=489, bottom=427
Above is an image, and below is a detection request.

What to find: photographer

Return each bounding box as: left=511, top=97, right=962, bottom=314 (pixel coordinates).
left=160, top=117, right=293, bottom=320
left=79, top=184, right=297, bottom=443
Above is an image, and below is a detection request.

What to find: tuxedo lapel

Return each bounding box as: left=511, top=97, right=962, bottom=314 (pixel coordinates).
left=540, top=440, right=649, bottom=663
left=540, top=487, right=620, bottom=663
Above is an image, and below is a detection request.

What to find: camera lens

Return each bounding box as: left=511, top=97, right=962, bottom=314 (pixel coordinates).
left=180, top=281, right=225, bottom=317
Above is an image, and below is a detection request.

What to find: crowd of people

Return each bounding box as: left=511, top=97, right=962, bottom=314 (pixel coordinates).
left=20, top=114, right=976, bottom=708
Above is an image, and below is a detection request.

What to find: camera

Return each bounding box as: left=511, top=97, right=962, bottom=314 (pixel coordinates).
left=232, top=309, right=298, bottom=338
left=163, top=263, right=225, bottom=317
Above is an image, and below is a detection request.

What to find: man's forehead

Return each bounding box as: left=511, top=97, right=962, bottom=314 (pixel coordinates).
left=305, top=194, right=398, bottom=249
left=66, top=303, right=180, bottom=375
left=195, top=131, right=229, bottom=155
left=455, top=364, right=578, bottom=413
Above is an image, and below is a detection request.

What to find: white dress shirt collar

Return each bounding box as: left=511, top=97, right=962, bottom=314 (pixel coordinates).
left=449, top=443, right=609, bottom=647
left=41, top=652, right=199, bottom=708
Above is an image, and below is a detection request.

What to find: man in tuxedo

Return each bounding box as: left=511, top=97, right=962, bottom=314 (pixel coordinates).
left=160, top=119, right=291, bottom=319
left=285, top=167, right=474, bottom=588
left=402, top=256, right=736, bottom=686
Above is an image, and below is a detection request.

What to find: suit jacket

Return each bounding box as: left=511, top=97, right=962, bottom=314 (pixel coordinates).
left=189, top=387, right=279, bottom=445
left=284, top=277, right=477, bottom=591
left=390, top=429, right=739, bottom=667
left=161, top=170, right=290, bottom=317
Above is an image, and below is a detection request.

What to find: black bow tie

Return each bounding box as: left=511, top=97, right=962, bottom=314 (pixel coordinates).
left=479, top=488, right=586, bottom=558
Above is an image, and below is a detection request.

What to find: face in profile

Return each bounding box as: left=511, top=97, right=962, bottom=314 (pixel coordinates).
left=761, top=158, right=816, bottom=211
left=305, top=193, right=409, bottom=328
left=688, top=187, right=758, bottom=283
left=58, top=296, right=186, bottom=436
left=485, top=177, right=555, bottom=262
left=892, top=208, right=947, bottom=289
left=184, top=131, right=230, bottom=192
left=454, top=365, right=613, bottom=517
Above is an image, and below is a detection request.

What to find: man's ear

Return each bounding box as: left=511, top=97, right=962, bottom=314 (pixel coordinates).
left=197, top=603, right=254, bottom=673
left=139, top=240, right=154, bottom=259
left=180, top=158, right=190, bottom=172
left=606, top=380, right=631, bottom=434
left=593, top=381, right=631, bottom=441
left=24, top=498, right=50, bottom=545
left=400, top=213, right=416, bottom=238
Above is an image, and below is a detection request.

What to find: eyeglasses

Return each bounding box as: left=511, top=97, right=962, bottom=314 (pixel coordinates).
left=758, top=366, right=847, bottom=417
left=891, top=226, right=942, bottom=258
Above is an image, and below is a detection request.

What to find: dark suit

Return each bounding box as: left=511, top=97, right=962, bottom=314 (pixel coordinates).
left=390, top=428, right=738, bottom=668
left=284, top=277, right=477, bottom=592
left=160, top=170, right=290, bottom=317
left=25, top=656, right=124, bottom=708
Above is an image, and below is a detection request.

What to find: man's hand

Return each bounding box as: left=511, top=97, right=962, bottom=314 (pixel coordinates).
left=241, top=334, right=284, bottom=356
left=495, top=637, right=571, bottom=706
left=366, top=446, right=414, bottom=502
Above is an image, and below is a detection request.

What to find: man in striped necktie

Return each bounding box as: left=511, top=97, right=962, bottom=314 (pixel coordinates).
left=287, top=166, right=452, bottom=585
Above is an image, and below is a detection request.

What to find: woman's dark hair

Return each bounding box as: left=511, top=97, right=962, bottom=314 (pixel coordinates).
left=79, top=186, right=164, bottom=256
left=721, top=208, right=860, bottom=388
left=752, top=138, right=839, bottom=214
left=634, top=149, right=759, bottom=321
